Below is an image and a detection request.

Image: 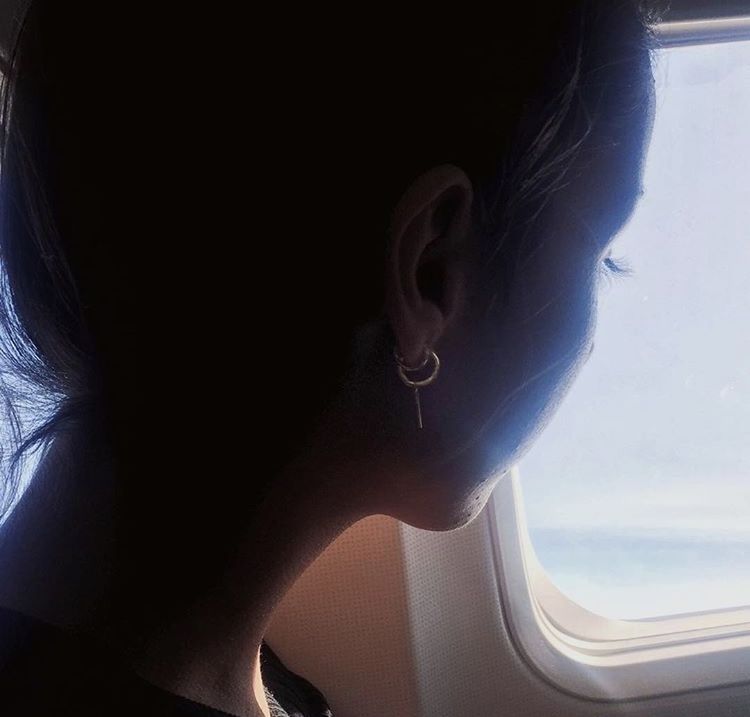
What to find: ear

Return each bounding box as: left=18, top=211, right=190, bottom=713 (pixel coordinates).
left=386, top=164, right=474, bottom=366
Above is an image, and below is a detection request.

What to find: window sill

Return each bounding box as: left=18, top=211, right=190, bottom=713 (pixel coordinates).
left=487, top=468, right=750, bottom=700
left=653, top=15, right=750, bottom=47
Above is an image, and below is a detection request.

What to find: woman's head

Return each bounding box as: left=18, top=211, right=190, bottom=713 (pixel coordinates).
left=0, top=2, right=656, bottom=610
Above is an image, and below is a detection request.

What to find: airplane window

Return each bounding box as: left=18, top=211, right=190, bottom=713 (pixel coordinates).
left=518, top=39, right=750, bottom=620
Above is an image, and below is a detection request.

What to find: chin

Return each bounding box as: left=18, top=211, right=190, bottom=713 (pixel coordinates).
left=397, top=469, right=501, bottom=532
left=401, top=497, right=487, bottom=532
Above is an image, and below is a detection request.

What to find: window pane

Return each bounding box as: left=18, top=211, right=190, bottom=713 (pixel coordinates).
left=520, top=40, right=750, bottom=620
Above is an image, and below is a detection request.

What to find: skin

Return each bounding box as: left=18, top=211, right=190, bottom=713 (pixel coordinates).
left=0, top=11, right=655, bottom=717
left=0, top=158, right=651, bottom=717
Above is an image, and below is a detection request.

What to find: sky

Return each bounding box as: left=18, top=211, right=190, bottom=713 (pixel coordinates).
left=519, top=40, right=750, bottom=620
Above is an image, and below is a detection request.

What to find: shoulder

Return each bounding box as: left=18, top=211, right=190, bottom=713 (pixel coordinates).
left=0, top=607, right=231, bottom=716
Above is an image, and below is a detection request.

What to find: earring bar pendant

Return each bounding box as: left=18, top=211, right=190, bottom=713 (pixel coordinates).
left=395, top=347, right=440, bottom=430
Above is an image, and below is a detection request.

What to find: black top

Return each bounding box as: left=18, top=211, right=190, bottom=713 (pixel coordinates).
left=0, top=607, right=332, bottom=716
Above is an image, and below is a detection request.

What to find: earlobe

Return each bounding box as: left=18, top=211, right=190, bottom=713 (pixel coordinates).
left=386, top=164, right=473, bottom=366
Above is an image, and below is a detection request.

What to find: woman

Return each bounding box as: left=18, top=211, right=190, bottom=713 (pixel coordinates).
left=0, top=1, right=657, bottom=715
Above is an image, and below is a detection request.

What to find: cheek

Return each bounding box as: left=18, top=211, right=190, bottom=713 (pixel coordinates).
left=519, top=228, right=601, bottom=368
left=528, top=265, right=598, bottom=372
left=473, top=258, right=600, bottom=475
left=397, top=256, right=601, bottom=532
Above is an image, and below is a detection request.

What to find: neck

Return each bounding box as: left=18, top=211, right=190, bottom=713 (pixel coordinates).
left=0, top=428, right=369, bottom=716
left=129, top=455, right=366, bottom=716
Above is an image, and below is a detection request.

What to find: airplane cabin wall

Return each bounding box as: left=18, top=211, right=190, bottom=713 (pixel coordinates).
left=267, top=507, right=750, bottom=717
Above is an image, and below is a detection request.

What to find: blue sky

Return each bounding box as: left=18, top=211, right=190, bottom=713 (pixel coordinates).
left=520, top=41, right=750, bottom=619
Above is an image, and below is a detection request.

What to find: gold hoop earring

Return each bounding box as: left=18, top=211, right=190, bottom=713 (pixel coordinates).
left=394, top=347, right=441, bottom=429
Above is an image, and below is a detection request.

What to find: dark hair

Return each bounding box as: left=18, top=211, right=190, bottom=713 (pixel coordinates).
left=0, top=2, right=658, bottom=623
left=0, top=0, right=95, bottom=513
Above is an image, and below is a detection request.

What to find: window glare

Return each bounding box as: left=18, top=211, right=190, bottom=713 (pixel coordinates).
left=520, top=41, right=750, bottom=620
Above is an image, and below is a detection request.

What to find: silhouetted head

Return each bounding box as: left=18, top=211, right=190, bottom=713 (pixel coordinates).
left=0, top=2, right=656, bottom=621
